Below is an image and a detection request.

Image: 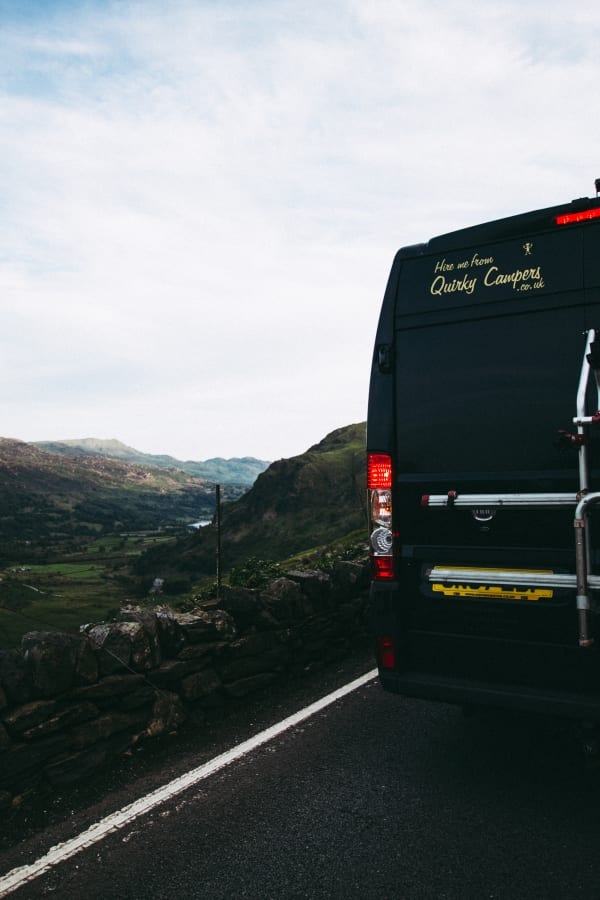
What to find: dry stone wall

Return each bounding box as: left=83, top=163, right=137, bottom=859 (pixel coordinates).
left=0, top=562, right=370, bottom=811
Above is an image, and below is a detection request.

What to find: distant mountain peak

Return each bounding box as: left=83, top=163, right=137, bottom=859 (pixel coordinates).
left=57, top=437, right=137, bottom=454
left=33, top=438, right=270, bottom=486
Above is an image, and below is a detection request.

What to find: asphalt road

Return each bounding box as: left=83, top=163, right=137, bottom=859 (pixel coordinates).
left=1, top=656, right=600, bottom=900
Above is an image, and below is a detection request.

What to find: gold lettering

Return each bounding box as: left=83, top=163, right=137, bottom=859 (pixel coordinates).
left=430, top=274, right=477, bottom=296
left=483, top=265, right=543, bottom=289
left=470, top=252, right=494, bottom=267
left=434, top=258, right=455, bottom=273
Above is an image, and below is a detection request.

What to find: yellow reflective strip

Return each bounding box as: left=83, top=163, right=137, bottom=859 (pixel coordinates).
left=431, top=583, right=553, bottom=602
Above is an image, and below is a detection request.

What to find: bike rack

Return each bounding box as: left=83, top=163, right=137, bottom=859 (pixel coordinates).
left=422, top=329, right=600, bottom=648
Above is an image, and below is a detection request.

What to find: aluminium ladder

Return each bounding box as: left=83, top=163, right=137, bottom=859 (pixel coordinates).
left=422, top=329, right=600, bottom=648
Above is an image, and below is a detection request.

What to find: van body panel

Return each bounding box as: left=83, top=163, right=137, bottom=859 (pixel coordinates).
left=367, top=196, right=600, bottom=716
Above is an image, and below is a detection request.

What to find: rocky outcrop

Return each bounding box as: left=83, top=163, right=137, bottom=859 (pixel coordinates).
left=0, top=562, right=370, bottom=808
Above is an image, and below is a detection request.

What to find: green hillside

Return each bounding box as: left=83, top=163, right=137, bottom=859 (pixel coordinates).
left=34, top=438, right=270, bottom=485
left=0, top=426, right=367, bottom=646
left=0, top=438, right=244, bottom=561
left=135, top=423, right=368, bottom=581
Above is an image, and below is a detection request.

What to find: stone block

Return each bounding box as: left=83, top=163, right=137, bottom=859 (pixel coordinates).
left=43, top=732, right=134, bottom=786
left=180, top=668, right=222, bottom=702
left=0, top=734, right=70, bottom=782
left=155, top=611, right=185, bottom=658
left=285, top=569, right=333, bottom=609
left=0, top=722, right=10, bottom=751
left=224, top=672, right=276, bottom=698
left=2, top=699, right=57, bottom=736
left=0, top=649, right=31, bottom=705
left=117, top=606, right=163, bottom=667
left=117, top=686, right=157, bottom=711
left=88, top=622, right=154, bottom=674
left=171, top=609, right=236, bottom=644
left=21, top=703, right=100, bottom=741
left=216, top=587, right=261, bottom=631
left=331, top=560, right=370, bottom=592
left=215, top=632, right=288, bottom=683
left=68, top=708, right=150, bottom=751
left=177, top=643, right=218, bottom=662
left=260, top=578, right=305, bottom=623
left=75, top=639, right=99, bottom=685
left=145, top=690, right=186, bottom=738
left=22, top=632, right=93, bottom=699
left=69, top=673, right=145, bottom=703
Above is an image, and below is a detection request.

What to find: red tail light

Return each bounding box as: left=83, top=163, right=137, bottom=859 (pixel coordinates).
left=368, top=452, right=395, bottom=580
left=368, top=453, right=393, bottom=489
left=378, top=636, right=395, bottom=669
left=555, top=207, right=600, bottom=226
left=372, top=557, right=395, bottom=580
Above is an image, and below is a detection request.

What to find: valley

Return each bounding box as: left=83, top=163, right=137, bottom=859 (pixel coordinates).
left=0, top=424, right=368, bottom=649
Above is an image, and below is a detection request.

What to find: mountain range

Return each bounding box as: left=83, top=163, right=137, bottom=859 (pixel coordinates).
left=0, top=424, right=367, bottom=579
left=0, top=438, right=247, bottom=557
left=33, top=438, right=269, bottom=485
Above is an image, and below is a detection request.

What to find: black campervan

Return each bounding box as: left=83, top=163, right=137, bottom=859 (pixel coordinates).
left=367, top=187, right=600, bottom=719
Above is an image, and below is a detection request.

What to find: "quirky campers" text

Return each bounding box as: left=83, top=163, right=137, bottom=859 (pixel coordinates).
left=430, top=257, right=545, bottom=297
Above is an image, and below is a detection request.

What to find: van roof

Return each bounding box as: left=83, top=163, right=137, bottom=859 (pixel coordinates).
left=398, top=196, right=600, bottom=258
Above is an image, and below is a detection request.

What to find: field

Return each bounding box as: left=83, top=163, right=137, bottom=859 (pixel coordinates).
left=0, top=526, right=369, bottom=650
left=0, top=532, right=182, bottom=649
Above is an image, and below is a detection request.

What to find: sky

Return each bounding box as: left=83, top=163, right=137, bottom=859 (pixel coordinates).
left=0, top=0, right=599, bottom=462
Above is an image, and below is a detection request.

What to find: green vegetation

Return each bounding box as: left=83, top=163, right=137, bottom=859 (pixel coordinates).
left=229, top=557, right=283, bottom=589
left=0, top=437, right=250, bottom=564
left=134, top=423, right=368, bottom=580
left=0, top=424, right=369, bottom=649
left=25, top=563, right=103, bottom=578
left=0, top=532, right=177, bottom=648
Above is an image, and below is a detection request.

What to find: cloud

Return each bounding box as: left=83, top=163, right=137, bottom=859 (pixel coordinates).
left=0, top=0, right=599, bottom=458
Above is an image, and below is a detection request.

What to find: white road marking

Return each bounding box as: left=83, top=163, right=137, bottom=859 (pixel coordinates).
left=0, top=668, right=378, bottom=897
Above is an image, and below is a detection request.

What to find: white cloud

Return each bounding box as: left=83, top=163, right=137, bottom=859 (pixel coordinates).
left=0, top=0, right=599, bottom=459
